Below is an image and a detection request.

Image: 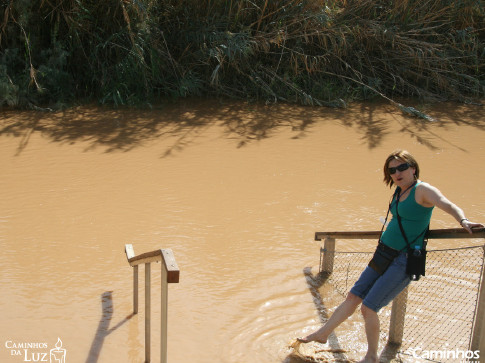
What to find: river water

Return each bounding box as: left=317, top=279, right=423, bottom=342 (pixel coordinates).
left=1, top=99, right=484, bottom=362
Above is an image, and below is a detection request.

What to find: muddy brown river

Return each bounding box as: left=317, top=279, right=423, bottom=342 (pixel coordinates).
left=1, top=99, right=484, bottom=362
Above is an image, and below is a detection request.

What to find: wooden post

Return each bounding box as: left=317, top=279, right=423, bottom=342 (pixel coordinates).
left=125, top=244, right=138, bottom=314
left=388, top=286, right=409, bottom=346
left=145, top=263, right=151, bottom=363
left=161, top=264, right=168, bottom=363
left=321, top=237, right=336, bottom=274
left=160, top=248, right=179, bottom=363
left=134, top=265, right=139, bottom=314
left=470, top=246, right=485, bottom=354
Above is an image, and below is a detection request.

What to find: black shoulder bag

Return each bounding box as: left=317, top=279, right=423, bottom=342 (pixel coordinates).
left=367, top=188, right=401, bottom=275
left=395, top=195, right=429, bottom=281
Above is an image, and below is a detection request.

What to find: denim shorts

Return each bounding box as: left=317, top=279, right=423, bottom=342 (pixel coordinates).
left=350, top=251, right=411, bottom=312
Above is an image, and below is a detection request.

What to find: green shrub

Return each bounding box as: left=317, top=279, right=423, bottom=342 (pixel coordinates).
left=0, top=0, right=483, bottom=108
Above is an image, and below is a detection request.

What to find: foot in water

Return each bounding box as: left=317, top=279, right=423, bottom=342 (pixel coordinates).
left=296, top=329, right=328, bottom=344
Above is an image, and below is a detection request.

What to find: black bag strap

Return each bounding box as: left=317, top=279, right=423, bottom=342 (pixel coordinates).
left=395, top=182, right=429, bottom=251
left=395, top=199, right=411, bottom=250
left=377, top=188, right=400, bottom=244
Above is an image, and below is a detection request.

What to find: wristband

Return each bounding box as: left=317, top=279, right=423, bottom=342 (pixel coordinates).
left=460, top=218, right=469, bottom=226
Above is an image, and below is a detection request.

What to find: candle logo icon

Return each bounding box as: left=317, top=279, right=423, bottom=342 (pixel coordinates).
left=50, top=337, right=67, bottom=363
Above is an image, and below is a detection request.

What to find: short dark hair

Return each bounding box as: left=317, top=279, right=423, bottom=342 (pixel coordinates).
left=383, top=149, right=420, bottom=187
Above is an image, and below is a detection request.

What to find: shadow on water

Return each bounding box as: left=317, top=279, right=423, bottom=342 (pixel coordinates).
left=86, top=291, right=134, bottom=363
left=1, top=99, right=483, bottom=156
left=0, top=99, right=328, bottom=155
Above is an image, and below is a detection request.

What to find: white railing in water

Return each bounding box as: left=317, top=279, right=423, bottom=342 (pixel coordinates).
left=125, top=244, right=180, bottom=363
left=315, top=227, right=485, bottom=353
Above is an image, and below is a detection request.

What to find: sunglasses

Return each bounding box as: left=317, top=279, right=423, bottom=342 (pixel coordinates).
left=388, top=162, right=410, bottom=175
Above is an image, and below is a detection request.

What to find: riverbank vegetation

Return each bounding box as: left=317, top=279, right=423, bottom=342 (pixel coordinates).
left=1, top=0, right=483, bottom=109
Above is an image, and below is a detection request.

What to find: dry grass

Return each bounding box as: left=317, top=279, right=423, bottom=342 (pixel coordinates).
left=1, top=0, right=483, bottom=109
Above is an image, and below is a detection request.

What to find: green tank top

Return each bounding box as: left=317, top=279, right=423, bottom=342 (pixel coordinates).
left=381, top=182, right=434, bottom=251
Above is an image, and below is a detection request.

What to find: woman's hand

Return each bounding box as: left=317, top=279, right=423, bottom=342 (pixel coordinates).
left=460, top=219, right=485, bottom=234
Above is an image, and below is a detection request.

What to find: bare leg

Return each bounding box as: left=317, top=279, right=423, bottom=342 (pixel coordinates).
left=358, top=304, right=379, bottom=363
left=299, top=292, right=362, bottom=343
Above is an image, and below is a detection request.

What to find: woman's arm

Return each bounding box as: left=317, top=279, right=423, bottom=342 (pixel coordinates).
left=416, top=182, right=484, bottom=234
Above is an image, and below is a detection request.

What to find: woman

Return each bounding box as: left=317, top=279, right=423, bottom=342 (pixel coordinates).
left=298, top=149, right=484, bottom=363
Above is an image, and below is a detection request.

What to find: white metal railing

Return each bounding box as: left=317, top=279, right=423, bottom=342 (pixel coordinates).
left=125, top=244, right=180, bottom=363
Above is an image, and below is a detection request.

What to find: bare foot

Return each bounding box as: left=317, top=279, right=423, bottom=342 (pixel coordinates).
left=297, top=328, right=328, bottom=344
left=356, top=354, right=378, bottom=363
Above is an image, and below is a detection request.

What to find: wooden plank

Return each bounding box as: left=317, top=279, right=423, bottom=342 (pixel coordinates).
left=128, top=250, right=162, bottom=267
left=161, top=249, right=180, bottom=283
left=315, top=231, right=380, bottom=240
left=315, top=227, right=485, bottom=241
left=125, top=244, right=135, bottom=260
left=127, top=248, right=180, bottom=282
left=428, top=227, right=485, bottom=239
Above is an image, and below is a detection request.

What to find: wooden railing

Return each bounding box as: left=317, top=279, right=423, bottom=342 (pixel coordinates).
left=314, top=227, right=485, bottom=352
left=125, top=244, right=180, bottom=363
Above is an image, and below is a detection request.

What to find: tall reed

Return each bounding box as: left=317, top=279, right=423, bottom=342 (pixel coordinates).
left=1, top=0, right=483, bottom=108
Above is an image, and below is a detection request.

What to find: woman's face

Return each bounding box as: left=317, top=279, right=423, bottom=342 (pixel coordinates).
left=388, top=158, right=416, bottom=188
